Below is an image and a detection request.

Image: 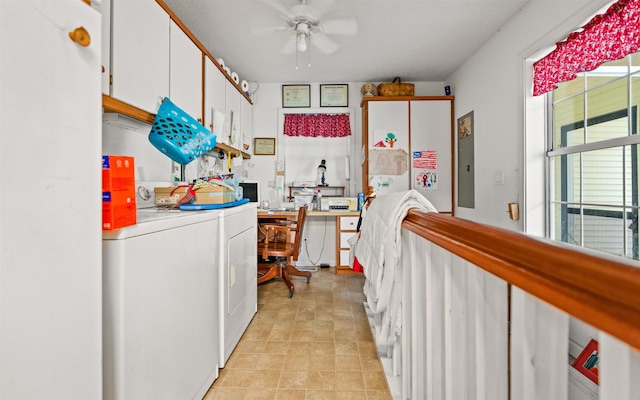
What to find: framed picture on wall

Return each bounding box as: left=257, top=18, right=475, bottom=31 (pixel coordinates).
left=320, top=84, right=349, bottom=107
left=282, top=84, right=311, bottom=108
left=254, top=137, right=276, bottom=155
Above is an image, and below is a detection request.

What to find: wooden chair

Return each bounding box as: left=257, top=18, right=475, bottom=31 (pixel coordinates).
left=257, top=205, right=311, bottom=298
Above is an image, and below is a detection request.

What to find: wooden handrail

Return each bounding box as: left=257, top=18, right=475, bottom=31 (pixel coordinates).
left=404, top=209, right=640, bottom=350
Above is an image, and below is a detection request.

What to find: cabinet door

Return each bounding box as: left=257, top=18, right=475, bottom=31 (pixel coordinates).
left=93, top=0, right=110, bottom=94
left=367, top=101, right=410, bottom=195
left=204, top=57, right=226, bottom=136
left=225, top=80, right=242, bottom=149
left=111, top=0, right=169, bottom=114
left=1, top=1, right=102, bottom=398
left=410, top=100, right=453, bottom=212
left=241, top=97, right=253, bottom=153
left=169, top=20, right=202, bottom=122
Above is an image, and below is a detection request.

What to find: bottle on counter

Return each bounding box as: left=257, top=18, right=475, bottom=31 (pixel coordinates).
left=316, top=189, right=322, bottom=211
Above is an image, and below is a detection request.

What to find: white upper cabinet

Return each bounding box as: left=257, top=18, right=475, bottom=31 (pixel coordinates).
left=111, top=0, right=169, bottom=114
left=93, top=0, right=110, bottom=95
left=225, top=80, right=242, bottom=149
left=241, top=96, right=253, bottom=154
left=169, top=20, right=202, bottom=122
left=204, top=56, right=226, bottom=140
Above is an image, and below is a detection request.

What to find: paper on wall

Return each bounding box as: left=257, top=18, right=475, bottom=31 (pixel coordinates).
left=233, top=155, right=243, bottom=167
left=213, top=110, right=227, bottom=145
left=275, top=175, right=284, bottom=190
left=373, top=129, right=400, bottom=148
left=415, top=170, right=438, bottom=189
left=369, top=149, right=408, bottom=175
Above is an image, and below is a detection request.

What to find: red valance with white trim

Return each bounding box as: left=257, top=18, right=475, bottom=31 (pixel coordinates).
left=283, top=113, right=351, bottom=137
left=533, top=0, right=640, bottom=96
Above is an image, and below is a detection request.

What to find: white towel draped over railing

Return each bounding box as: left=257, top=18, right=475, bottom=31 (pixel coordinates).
left=353, top=190, right=437, bottom=348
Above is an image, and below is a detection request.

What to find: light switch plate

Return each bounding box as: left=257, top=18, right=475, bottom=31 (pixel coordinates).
left=508, top=203, right=519, bottom=220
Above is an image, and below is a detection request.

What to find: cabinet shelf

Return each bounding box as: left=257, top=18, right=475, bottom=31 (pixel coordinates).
left=102, top=95, right=251, bottom=159
left=288, top=185, right=345, bottom=201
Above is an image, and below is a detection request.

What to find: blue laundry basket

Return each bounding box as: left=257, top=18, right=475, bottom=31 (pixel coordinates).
left=148, top=97, right=216, bottom=165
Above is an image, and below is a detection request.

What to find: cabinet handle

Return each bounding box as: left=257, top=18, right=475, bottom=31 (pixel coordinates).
left=69, top=26, right=90, bottom=47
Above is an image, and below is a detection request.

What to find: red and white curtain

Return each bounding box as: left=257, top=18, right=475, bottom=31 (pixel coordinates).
left=533, top=0, right=640, bottom=96
left=283, top=113, right=351, bottom=137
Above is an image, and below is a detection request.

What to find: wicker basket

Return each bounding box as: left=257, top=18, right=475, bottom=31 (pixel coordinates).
left=377, top=77, right=414, bottom=96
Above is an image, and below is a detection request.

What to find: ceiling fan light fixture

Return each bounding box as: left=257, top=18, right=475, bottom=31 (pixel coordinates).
left=296, top=31, right=308, bottom=52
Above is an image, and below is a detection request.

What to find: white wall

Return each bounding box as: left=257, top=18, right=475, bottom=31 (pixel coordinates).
left=248, top=81, right=446, bottom=201
left=248, top=81, right=445, bottom=266
left=446, top=0, right=612, bottom=231
left=103, top=117, right=173, bottom=182
left=445, top=2, right=614, bottom=398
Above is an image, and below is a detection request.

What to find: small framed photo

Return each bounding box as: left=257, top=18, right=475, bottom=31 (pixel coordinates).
left=253, top=137, right=276, bottom=156
left=320, top=84, right=349, bottom=107
left=571, top=339, right=599, bottom=385
left=282, top=84, right=311, bottom=108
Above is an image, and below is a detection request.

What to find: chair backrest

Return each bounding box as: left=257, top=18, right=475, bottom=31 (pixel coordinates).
left=291, top=205, right=307, bottom=261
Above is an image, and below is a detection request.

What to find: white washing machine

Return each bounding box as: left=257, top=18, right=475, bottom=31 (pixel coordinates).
left=102, top=207, right=219, bottom=400
left=217, top=202, right=258, bottom=367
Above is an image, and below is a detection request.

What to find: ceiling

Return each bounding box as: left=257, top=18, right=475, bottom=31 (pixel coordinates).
left=163, top=0, right=530, bottom=85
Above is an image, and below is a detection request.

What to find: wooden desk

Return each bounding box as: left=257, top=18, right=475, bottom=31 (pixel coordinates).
left=257, top=209, right=361, bottom=274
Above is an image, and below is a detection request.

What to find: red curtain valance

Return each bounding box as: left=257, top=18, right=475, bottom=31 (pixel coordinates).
left=283, top=113, right=351, bottom=137
left=533, top=0, right=640, bottom=96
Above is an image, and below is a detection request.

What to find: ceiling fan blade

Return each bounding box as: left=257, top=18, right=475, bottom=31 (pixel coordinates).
left=311, top=32, right=339, bottom=55
left=290, top=3, right=319, bottom=21
left=251, top=24, right=289, bottom=35
left=280, top=35, right=297, bottom=55
left=320, top=18, right=358, bottom=36
left=258, top=0, right=295, bottom=20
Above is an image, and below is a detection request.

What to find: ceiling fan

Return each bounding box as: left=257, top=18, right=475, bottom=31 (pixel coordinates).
left=258, top=0, right=358, bottom=56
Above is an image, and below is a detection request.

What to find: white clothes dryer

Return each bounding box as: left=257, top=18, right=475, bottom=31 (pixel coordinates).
left=216, top=202, right=258, bottom=367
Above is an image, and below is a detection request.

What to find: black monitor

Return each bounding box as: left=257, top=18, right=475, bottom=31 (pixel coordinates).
left=239, top=182, right=259, bottom=203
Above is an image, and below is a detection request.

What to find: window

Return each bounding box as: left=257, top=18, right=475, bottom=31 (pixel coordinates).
left=548, top=52, right=640, bottom=260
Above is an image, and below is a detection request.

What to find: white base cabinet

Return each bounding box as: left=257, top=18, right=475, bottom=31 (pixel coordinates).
left=337, top=215, right=360, bottom=274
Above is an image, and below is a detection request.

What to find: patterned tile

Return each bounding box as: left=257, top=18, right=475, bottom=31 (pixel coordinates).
left=203, top=269, right=392, bottom=398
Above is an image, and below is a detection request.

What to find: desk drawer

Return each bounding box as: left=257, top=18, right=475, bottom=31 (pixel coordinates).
left=339, top=216, right=359, bottom=231
left=341, top=232, right=358, bottom=248
left=340, top=250, right=350, bottom=266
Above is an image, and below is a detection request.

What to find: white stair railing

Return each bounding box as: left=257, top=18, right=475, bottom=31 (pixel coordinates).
left=365, top=210, right=640, bottom=400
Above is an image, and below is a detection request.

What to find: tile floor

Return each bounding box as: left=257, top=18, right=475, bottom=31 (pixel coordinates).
left=203, top=267, right=392, bottom=400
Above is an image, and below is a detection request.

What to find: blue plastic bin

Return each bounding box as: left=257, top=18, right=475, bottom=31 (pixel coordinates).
left=148, top=97, right=216, bottom=165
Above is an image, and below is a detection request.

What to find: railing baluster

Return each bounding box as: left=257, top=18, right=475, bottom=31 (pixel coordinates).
left=367, top=210, right=640, bottom=399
